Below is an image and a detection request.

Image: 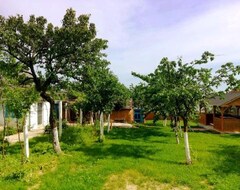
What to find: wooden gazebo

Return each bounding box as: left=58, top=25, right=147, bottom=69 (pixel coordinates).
left=199, top=91, right=240, bottom=132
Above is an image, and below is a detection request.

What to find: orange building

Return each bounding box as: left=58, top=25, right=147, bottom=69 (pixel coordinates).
left=110, top=107, right=134, bottom=123
left=144, top=112, right=155, bottom=120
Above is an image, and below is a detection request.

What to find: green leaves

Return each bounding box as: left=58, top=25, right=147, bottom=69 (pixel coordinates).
left=216, top=62, right=240, bottom=91
left=4, top=80, right=39, bottom=119
left=132, top=52, right=216, bottom=120
left=0, top=8, right=107, bottom=95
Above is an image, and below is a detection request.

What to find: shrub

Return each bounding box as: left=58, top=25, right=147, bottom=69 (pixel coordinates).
left=5, top=170, right=26, bottom=181
left=61, top=125, right=97, bottom=146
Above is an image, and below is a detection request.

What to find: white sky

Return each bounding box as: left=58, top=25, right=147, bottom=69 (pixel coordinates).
left=0, top=0, right=240, bottom=86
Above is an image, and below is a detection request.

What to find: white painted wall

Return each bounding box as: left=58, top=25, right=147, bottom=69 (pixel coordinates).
left=0, top=101, right=51, bottom=130
left=42, top=101, right=50, bottom=126
left=26, top=102, right=50, bottom=130
left=28, top=103, right=38, bottom=130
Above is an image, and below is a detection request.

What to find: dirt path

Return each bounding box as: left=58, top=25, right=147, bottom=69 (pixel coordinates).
left=4, top=127, right=45, bottom=144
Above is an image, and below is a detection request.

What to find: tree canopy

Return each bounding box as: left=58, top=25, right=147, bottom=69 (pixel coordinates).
left=0, top=8, right=108, bottom=153
left=132, top=52, right=218, bottom=164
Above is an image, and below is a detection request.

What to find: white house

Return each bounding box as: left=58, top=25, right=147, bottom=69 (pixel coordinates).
left=0, top=100, right=62, bottom=130
left=25, top=102, right=50, bottom=130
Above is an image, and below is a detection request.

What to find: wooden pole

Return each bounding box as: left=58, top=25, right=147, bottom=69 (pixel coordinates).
left=220, top=107, right=228, bottom=131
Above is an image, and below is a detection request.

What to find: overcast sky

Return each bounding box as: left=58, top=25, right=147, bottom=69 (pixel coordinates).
left=1, top=0, right=240, bottom=86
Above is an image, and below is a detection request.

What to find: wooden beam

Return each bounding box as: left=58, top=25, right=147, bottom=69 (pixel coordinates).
left=213, top=106, right=216, bottom=118
left=219, top=106, right=228, bottom=131
left=237, top=106, right=240, bottom=116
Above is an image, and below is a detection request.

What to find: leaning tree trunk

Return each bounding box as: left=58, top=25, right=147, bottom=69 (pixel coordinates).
left=183, top=118, right=191, bottom=164
left=41, top=92, right=61, bottom=154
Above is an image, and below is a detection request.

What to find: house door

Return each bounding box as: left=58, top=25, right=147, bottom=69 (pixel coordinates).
left=134, top=109, right=144, bottom=123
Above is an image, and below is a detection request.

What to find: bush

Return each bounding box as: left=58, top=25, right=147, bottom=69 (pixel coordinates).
left=31, top=142, right=53, bottom=154
left=61, top=125, right=97, bottom=146
left=44, top=125, right=51, bottom=134
left=5, top=170, right=26, bottom=181
left=6, top=126, right=18, bottom=135
left=62, top=120, right=68, bottom=129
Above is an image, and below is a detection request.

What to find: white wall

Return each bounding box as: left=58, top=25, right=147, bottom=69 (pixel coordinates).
left=0, top=101, right=51, bottom=130
left=42, top=101, right=50, bottom=126
left=26, top=102, right=50, bottom=130
left=28, top=103, right=38, bottom=130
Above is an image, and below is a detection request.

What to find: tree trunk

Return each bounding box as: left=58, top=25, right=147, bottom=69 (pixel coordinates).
left=58, top=101, right=62, bottom=139
left=99, top=112, right=104, bottom=142
left=64, top=103, right=68, bottom=121
left=170, top=116, right=174, bottom=128
left=90, top=111, right=94, bottom=125
left=79, top=108, right=83, bottom=125
left=175, top=128, right=180, bottom=144
left=164, top=118, right=167, bottom=127
left=41, top=92, right=61, bottom=154
left=2, top=104, right=6, bottom=159
left=95, top=111, right=100, bottom=124
left=23, top=113, right=29, bottom=159
left=183, top=118, right=191, bottom=164
left=16, top=119, right=24, bottom=163
left=179, top=124, right=183, bottom=137
left=174, top=117, right=180, bottom=144
left=107, top=114, right=111, bottom=133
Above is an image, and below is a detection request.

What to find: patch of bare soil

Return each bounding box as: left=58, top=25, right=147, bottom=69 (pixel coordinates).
left=103, top=169, right=190, bottom=190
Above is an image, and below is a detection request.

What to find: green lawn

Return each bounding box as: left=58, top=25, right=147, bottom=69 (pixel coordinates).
left=0, top=122, right=239, bottom=190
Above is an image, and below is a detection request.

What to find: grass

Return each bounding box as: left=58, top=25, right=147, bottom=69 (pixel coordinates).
left=0, top=121, right=239, bottom=190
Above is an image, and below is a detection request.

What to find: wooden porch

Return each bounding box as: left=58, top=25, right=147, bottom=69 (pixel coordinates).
left=199, top=91, right=240, bottom=133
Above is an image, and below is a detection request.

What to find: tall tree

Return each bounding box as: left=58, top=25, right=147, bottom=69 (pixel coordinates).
left=0, top=9, right=108, bottom=153
left=82, top=67, right=130, bottom=141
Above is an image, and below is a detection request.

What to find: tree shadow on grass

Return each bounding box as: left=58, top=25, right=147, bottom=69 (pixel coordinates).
left=221, top=133, right=240, bottom=139
left=30, top=135, right=51, bottom=144
left=3, top=143, right=21, bottom=155
left=212, top=145, right=240, bottom=175
left=76, top=143, right=159, bottom=160
left=190, top=130, right=221, bottom=134
left=107, top=127, right=170, bottom=142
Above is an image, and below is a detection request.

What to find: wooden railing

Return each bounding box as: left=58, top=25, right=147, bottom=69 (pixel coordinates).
left=213, top=116, right=240, bottom=132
